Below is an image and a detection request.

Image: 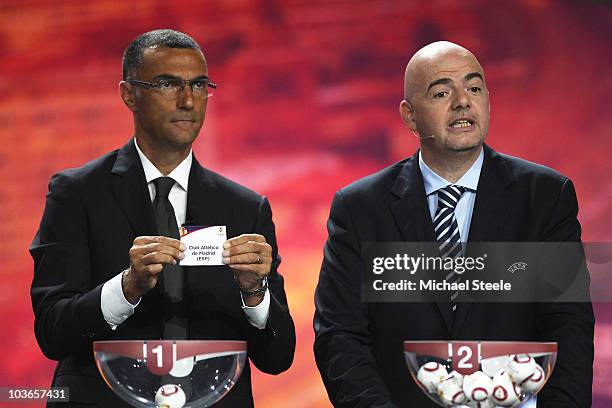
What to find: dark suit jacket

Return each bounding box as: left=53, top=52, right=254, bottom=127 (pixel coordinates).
left=31, top=139, right=295, bottom=407
left=314, top=145, right=594, bottom=407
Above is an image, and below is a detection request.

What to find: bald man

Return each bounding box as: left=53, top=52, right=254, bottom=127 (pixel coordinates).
left=314, top=42, right=593, bottom=407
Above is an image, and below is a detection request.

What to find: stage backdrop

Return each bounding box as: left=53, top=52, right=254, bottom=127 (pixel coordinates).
left=1, top=1, right=611, bottom=407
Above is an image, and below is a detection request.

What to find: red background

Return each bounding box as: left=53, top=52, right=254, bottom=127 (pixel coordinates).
left=1, top=0, right=611, bottom=406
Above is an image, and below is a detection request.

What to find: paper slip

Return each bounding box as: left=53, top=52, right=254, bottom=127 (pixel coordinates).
left=179, top=225, right=227, bottom=266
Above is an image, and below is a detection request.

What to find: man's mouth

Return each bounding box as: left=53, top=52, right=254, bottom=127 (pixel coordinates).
left=171, top=119, right=197, bottom=130
left=448, top=118, right=475, bottom=129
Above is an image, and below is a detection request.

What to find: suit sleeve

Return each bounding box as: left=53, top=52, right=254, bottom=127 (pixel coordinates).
left=535, top=178, right=595, bottom=408
left=30, top=172, right=112, bottom=361
left=243, top=196, right=296, bottom=375
left=314, top=191, right=397, bottom=408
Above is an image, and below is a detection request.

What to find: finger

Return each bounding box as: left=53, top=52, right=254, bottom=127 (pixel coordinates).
left=134, top=236, right=186, bottom=251
left=144, top=263, right=164, bottom=274
left=224, top=234, right=265, bottom=249
left=222, top=241, right=271, bottom=257
left=129, top=245, right=184, bottom=267
left=132, top=262, right=164, bottom=276
left=144, top=276, right=159, bottom=291
left=141, top=243, right=185, bottom=260
left=133, top=236, right=157, bottom=245
left=141, top=251, right=178, bottom=266
left=153, top=236, right=186, bottom=251
left=223, top=252, right=271, bottom=265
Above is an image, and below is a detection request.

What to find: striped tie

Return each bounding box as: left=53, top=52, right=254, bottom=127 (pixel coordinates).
left=433, top=185, right=466, bottom=312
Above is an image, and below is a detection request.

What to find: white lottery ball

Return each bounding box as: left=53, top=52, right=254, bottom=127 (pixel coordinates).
left=462, top=371, right=493, bottom=402
left=417, top=362, right=448, bottom=393
left=490, top=370, right=520, bottom=406
left=507, top=354, right=537, bottom=384
left=444, top=370, right=464, bottom=386
left=465, top=399, right=494, bottom=408
left=520, top=363, right=546, bottom=394
left=155, top=384, right=186, bottom=408
left=437, top=372, right=467, bottom=405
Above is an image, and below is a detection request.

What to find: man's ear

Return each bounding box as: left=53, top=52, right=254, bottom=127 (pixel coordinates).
left=399, top=100, right=417, bottom=132
left=119, top=81, right=137, bottom=112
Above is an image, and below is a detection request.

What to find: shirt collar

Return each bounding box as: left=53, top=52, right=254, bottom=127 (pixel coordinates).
left=134, top=138, right=192, bottom=191
left=419, top=147, right=484, bottom=196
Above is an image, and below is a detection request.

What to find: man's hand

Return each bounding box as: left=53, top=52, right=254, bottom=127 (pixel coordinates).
left=122, top=236, right=186, bottom=304
left=223, top=234, right=272, bottom=306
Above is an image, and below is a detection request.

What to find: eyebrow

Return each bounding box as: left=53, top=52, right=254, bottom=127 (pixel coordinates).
left=426, top=78, right=452, bottom=93
left=426, top=72, right=484, bottom=92
left=465, top=72, right=484, bottom=82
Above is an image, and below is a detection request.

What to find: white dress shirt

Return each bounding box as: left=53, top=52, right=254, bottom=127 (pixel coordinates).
left=419, top=148, right=484, bottom=241
left=101, top=138, right=270, bottom=330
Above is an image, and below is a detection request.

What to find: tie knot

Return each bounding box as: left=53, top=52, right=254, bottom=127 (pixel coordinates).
left=437, top=185, right=466, bottom=210
left=153, top=177, right=176, bottom=199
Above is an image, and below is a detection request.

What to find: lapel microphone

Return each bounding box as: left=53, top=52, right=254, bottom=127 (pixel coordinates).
left=412, top=131, right=435, bottom=140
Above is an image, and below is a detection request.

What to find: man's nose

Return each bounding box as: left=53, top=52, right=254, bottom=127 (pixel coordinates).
left=177, top=84, right=195, bottom=110
left=453, top=88, right=470, bottom=110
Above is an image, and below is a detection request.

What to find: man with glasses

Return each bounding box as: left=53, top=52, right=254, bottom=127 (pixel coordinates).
left=31, top=29, right=295, bottom=407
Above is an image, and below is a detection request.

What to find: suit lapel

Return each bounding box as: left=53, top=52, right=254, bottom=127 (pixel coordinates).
left=389, top=154, right=434, bottom=243
left=185, top=158, right=229, bottom=227
left=389, top=152, right=453, bottom=333
left=451, top=145, right=514, bottom=336
left=184, top=159, right=242, bottom=293
left=110, top=139, right=157, bottom=237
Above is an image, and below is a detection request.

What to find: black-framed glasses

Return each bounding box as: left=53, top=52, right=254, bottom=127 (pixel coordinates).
left=127, top=77, right=217, bottom=99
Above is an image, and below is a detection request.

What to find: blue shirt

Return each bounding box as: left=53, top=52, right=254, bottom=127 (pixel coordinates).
left=419, top=148, right=484, bottom=242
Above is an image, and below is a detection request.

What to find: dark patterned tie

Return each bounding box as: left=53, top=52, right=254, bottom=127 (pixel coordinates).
left=153, top=177, right=187, bottom=339
left=433, top=185, right=466, bottom=312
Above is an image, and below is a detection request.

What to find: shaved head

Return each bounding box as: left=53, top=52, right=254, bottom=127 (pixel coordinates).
left=398, top=40, right=490, bottom=172
left=404, top=41, right=484, bottom=100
